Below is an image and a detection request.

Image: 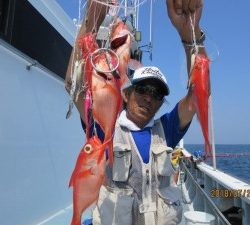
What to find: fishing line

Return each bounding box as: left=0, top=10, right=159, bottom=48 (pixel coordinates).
left=93, top=2, right=98, bottom=33
left=149, top=0, right=153, bottom=44
left=70, top=0, right=86, bottom=86
left=209, top=96, right=216, bottom=169
left=148, top=0, right=153, bottom=60
left=66, top=0, right=87, bottom=119
left=118, top=0, right=126, bottom=17
left=136, top=0, right=140, bottom=30
left=207, top=153, right=250, bottom=158
left=108, top=0, right=118, bottom=17
left=91, top=0, right=105, bottom=33
left=124, top=0, right=128, bottom=16
left=204, top=31, right=220, bottom=63
left=91, top=0, right=148, bottom=10
left=189, top=13, right=217, bottom=166
left=189, top=14, right=198, bottom=55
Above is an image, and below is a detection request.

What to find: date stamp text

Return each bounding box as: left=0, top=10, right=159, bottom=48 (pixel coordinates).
left=210, top=188, right=250, bottom=198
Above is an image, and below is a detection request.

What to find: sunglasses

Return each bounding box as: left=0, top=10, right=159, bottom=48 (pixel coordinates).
left=134, top=84, right=165, bottom=101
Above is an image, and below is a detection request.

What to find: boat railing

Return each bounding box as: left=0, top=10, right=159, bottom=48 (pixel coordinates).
left=180, top=159, right=231, bottom=225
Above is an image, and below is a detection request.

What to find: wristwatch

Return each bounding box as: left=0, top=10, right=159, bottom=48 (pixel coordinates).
left=182, top=30, right=205, bottom=45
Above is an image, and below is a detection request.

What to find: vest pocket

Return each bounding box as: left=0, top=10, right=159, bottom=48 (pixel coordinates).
left=157, top=194, right=183, bottom=225
left=152, top=145, right=175, bottom=176
left=112, top=143, right=131, bottom=182
left=93, top=185, right=134, bottom=225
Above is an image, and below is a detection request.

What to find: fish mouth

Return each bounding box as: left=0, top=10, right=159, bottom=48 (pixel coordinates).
left=96, top=72, right=112, bottom=81
left=96, top=72, right=107, bottom=79
left=111, top=34, right=129, bottom=49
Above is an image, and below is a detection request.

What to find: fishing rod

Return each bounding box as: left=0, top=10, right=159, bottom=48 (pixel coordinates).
left=189, top=150, right=250, bottom=160
left=207, top=153, right=250, bottom=158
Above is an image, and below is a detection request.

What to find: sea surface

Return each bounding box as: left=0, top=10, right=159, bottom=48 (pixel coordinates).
left=185, top=144, right=250, bottom=184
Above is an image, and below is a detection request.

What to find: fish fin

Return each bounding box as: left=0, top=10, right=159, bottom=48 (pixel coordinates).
left=190, top=54, right=196, bottom=73
left=90, top=164, right=103, bottom=175
left=111, top=34, right=129, bottom=49
left=90, top=166, right=98, bottom=175
left=108, top=141, right=114, bottom=166
left=78, top=169, right=92, bottom=178
left=99, top=139, right=113, bottom=166
left=69, top=172, right=75, bottom=187
left=69, top=169, right=93, bottom=187
left=66, top=101, right=74, bottom=119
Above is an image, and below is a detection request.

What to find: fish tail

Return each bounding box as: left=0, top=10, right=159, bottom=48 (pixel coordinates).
left=97, top=148, right=106, bottom=165
left=205, top=139, right=212, bottom=157
left=102, top=136, right=114, bottom=166
left=96, top=138, right=114, bottom=166
left=69, top=169, right=76, bottom=188
left=68, top=175, right=73, bottom=188
left=71, top=211, right=81, bottom=225
left=107, top=141, right=114, bottom=166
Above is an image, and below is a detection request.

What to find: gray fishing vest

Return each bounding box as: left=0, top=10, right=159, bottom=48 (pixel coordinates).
left=93, top=120, right=182, bottom=225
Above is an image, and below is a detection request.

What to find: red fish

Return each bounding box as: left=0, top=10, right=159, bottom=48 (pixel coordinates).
left=189, top=54, right=211, bottom=156
left=78, top=33, right=123, bottom=164
left=110, top=18, right=132, bottom=87
left=91, top=51, right=123, bottom=164
left=69, top=136, right=105, bottom=225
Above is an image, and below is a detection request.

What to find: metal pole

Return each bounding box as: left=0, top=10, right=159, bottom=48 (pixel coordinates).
left=209, top=96, right=216, bottom=170
left=125, top=0, right=127, bottom=17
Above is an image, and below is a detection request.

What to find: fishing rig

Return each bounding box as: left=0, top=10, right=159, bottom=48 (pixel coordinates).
left=66, top=0, right=155, bottom=119
left=94, top=0, right=154, bottom=62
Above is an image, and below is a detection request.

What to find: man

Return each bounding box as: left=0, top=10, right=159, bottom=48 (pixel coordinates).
left=65, top=0, right=206, bottom=224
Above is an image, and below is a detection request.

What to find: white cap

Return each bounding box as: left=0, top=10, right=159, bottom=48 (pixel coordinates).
left=123, top=66, right=170, bottom=95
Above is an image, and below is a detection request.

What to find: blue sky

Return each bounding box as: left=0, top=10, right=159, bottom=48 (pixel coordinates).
left=57, top=0, right=250, bottom=144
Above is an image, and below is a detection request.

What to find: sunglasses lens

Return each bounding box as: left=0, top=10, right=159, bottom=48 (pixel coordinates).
left=134, top=85, right=146, bottom=95
left=134, top=85, right=164, bottom=101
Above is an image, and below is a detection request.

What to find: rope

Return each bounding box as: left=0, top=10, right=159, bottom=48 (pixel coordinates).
left=189, top=14, right=198, bottom=55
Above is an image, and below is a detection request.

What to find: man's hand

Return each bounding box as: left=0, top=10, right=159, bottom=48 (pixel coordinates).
left=166, top=0, right=203, bottom=42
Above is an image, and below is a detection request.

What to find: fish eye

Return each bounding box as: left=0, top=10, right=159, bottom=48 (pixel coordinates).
left=84, top=144, right=92, bottom=154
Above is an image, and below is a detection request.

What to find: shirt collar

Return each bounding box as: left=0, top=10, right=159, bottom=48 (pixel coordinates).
left=118, top=110, right=154, bottom=131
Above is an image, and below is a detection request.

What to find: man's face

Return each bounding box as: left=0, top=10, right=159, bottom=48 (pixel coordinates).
left=124, top=79, right=165, bottom=128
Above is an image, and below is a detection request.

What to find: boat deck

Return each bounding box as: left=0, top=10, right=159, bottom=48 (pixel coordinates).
left=29, top=149, right=250, bottom=225
left=37, top=198, right=190, bottom=225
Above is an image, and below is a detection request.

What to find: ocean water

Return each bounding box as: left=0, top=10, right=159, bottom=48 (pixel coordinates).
left=185, top=144, right=250, bottom=184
